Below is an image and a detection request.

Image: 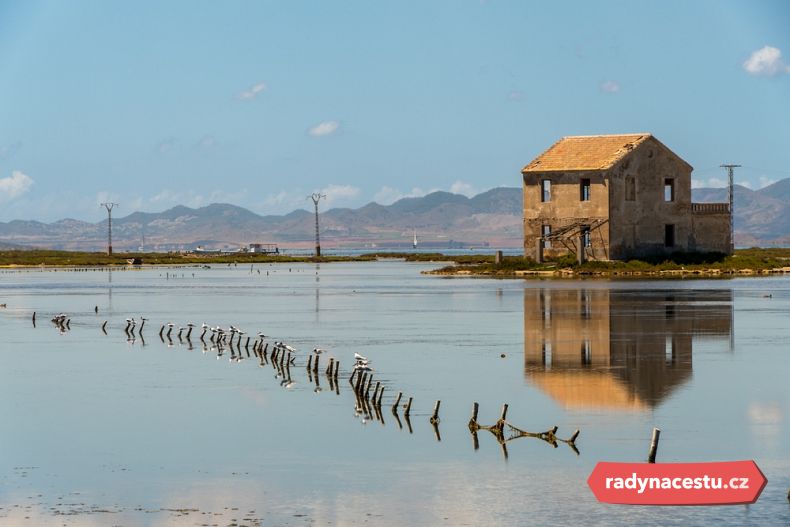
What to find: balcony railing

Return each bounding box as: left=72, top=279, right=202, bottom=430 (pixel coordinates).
left=692, top=202, right=730, bottom=214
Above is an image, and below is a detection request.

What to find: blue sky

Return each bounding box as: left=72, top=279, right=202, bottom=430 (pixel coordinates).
left=0, top=0, right=788, bottom=222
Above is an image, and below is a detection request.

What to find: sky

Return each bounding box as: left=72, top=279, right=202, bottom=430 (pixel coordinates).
left=0, top=0, right=789, bottom=222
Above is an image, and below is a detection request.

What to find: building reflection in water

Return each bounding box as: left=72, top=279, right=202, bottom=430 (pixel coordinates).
left=524, top=288, right=733, bottom=411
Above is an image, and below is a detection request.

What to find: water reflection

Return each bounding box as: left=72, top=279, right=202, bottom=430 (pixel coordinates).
left=524, top=289, right=733, bottom=411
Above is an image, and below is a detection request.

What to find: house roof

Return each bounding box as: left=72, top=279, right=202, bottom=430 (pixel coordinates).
left=522, top=133, right=653, bottom=173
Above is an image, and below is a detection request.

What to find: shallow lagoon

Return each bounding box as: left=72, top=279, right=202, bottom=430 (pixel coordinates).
left=0, top=261, right=788, bottom=526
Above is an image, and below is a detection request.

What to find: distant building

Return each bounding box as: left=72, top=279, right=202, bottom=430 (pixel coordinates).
left=521, top=133, right=731, bottom=261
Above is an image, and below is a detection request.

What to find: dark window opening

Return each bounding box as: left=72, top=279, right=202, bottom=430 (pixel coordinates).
left=581, top=226, right=591, bottom=248
left=580, top=178, right=591, bottom=201
left=541, top=179, right=551, bottom=202
left=665, top=224, right=675, bottom=247
left=664, top=178, right=674, bottom=202
left=581, top=340, right=592, bottom=366
left=542, top=224, right=552, bottom=249
left=625, top=176, right=636, bottom=201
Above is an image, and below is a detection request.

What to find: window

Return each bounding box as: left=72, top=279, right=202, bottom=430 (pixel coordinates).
left=625, top=176, right=636, bottom=201
left=540, top=179, right=551, bottom=202
left=581, top=225, right=591, bottom=248
left=541, top=224, right=552, bottom=249
left=665, top=224, right=675, bottom=247
left=581, top=340, right=592, bottom=366
left=664, top=178, right=674, bottom=202
left=580, top=178, right=591, bottom=201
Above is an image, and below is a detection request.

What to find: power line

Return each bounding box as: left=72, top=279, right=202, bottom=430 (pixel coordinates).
left=720, top=165, right=740, bottom=255
left=308, top=193, right=326, bottom=257
left=100, top=202, right=119, bottom=255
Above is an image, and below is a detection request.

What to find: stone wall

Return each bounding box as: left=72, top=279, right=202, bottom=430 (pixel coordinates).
left=607, top=137, right=694, bottom=259
left=522, top=170, right=609, bottom=260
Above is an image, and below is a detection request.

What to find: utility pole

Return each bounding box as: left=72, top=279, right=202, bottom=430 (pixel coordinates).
left=308, top=193, right=326, bottom=257
left=720, top=164, right=740, bottom=255
left=100, top=202, right=119, bottom=255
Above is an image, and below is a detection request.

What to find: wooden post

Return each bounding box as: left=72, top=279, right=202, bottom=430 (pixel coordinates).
left=648, top=427, right=661, bottom=463
left=392, top=391, right=403, bottom=412
left=377, top=386, right=384, bottom=406
left=494, top=403, right=508, bottom=434
left=364, top=376, right=373, bottom=399
left=569, top=429, right=580, bottom=443
left=404, top=396, right=413, bottom=417
left=468, top=402, right=479, bottom=430
left=326, top=357, right=334, bottom=376
left=307, top=354, right=313, bottom=370
left=313, top=354, right=319, bottom=375
left=430, top=400, right=441, bottom=424
left=333, top=360, right=340, bottom=380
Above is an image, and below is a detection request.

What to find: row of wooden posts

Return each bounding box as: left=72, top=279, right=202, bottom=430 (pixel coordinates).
left=28, top=311, right=621, bottom=458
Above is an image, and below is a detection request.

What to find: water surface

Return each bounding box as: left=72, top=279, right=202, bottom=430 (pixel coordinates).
left=0, top=262, right=788, bottom=525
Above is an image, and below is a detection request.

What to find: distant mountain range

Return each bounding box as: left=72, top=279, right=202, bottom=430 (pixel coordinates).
left=2, top=181, right=790, bottom=251
left=0, top=187, right=523, bottom=251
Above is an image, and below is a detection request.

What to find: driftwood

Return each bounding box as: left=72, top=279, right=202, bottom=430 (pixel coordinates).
left=468, top=402, right=580, bottom=456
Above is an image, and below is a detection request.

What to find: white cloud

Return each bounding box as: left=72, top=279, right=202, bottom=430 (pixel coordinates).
left=0, top=170, right=34, bottom=202
left=449, top=180, right=478, bottom=197
left=308, top=120, right=340, bottom=137
left=692, top=177, right=728, bottom=189
left=743, top=46, right=790, bottom=76
left=320, top=184, right=361, bottom=207
left=757, top=176, right=777, bottom=189
left=156, top=137, right=176, bottom=154
left=238, top=81, right=268, bottom=100
left=197, top=135, right=217, bottom=149
left=600, top=80, right=620, bottom=93
left=373, top=186, right=438, bottom=205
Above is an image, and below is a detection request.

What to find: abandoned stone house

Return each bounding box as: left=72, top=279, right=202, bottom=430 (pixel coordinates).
left=521, top=133, right=731, bottom=261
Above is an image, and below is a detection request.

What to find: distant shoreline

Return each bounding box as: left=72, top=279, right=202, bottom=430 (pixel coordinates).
left=2, top=248, right=790, bottom=279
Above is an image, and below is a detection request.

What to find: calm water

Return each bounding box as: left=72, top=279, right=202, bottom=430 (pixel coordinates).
left=0, top=261, right=788, bottom=526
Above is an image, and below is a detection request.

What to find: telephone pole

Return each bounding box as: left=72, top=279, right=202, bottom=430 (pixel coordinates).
left=309, top=193, right=326, bottom=257
left=720, top=164, right=740, bottom=255
left=100, top=202, right=119, bottom=255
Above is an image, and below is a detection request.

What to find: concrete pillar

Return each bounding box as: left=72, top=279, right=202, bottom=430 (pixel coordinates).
left=577, top=236, right=585, bottom=265
left=535, top=239, right=544, bottom=263
left=495, top=250, right=503, bottom=264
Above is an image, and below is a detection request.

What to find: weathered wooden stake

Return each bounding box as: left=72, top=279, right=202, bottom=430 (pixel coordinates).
left=377, top=386, right=384, bottom=406
left=648, top=427, right=661, bottom=463
left=569, top=429, right=580, bottom=443
left=392, top=391, right=403, bottom=412
left=326, top=357, right=334, bottom=376
left=364, top=376, right=373, bottom=399
left=307, top=355, right=313, bottom=370
left=430, top=400, right=441, bottom=424
left=313, top=354, right=320, bottom=375
left=404, top=396, right=413, bottom=417
left=102, top=321, right=108, bottom=333
left=468, top=402, right=480, bottom=430
left=333, top=360, right=340, bottom=380
left=372, top=381, right=380, bottom=402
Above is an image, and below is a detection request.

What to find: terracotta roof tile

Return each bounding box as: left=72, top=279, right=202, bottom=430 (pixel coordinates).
left=522, top=133, right=652, bottom=172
